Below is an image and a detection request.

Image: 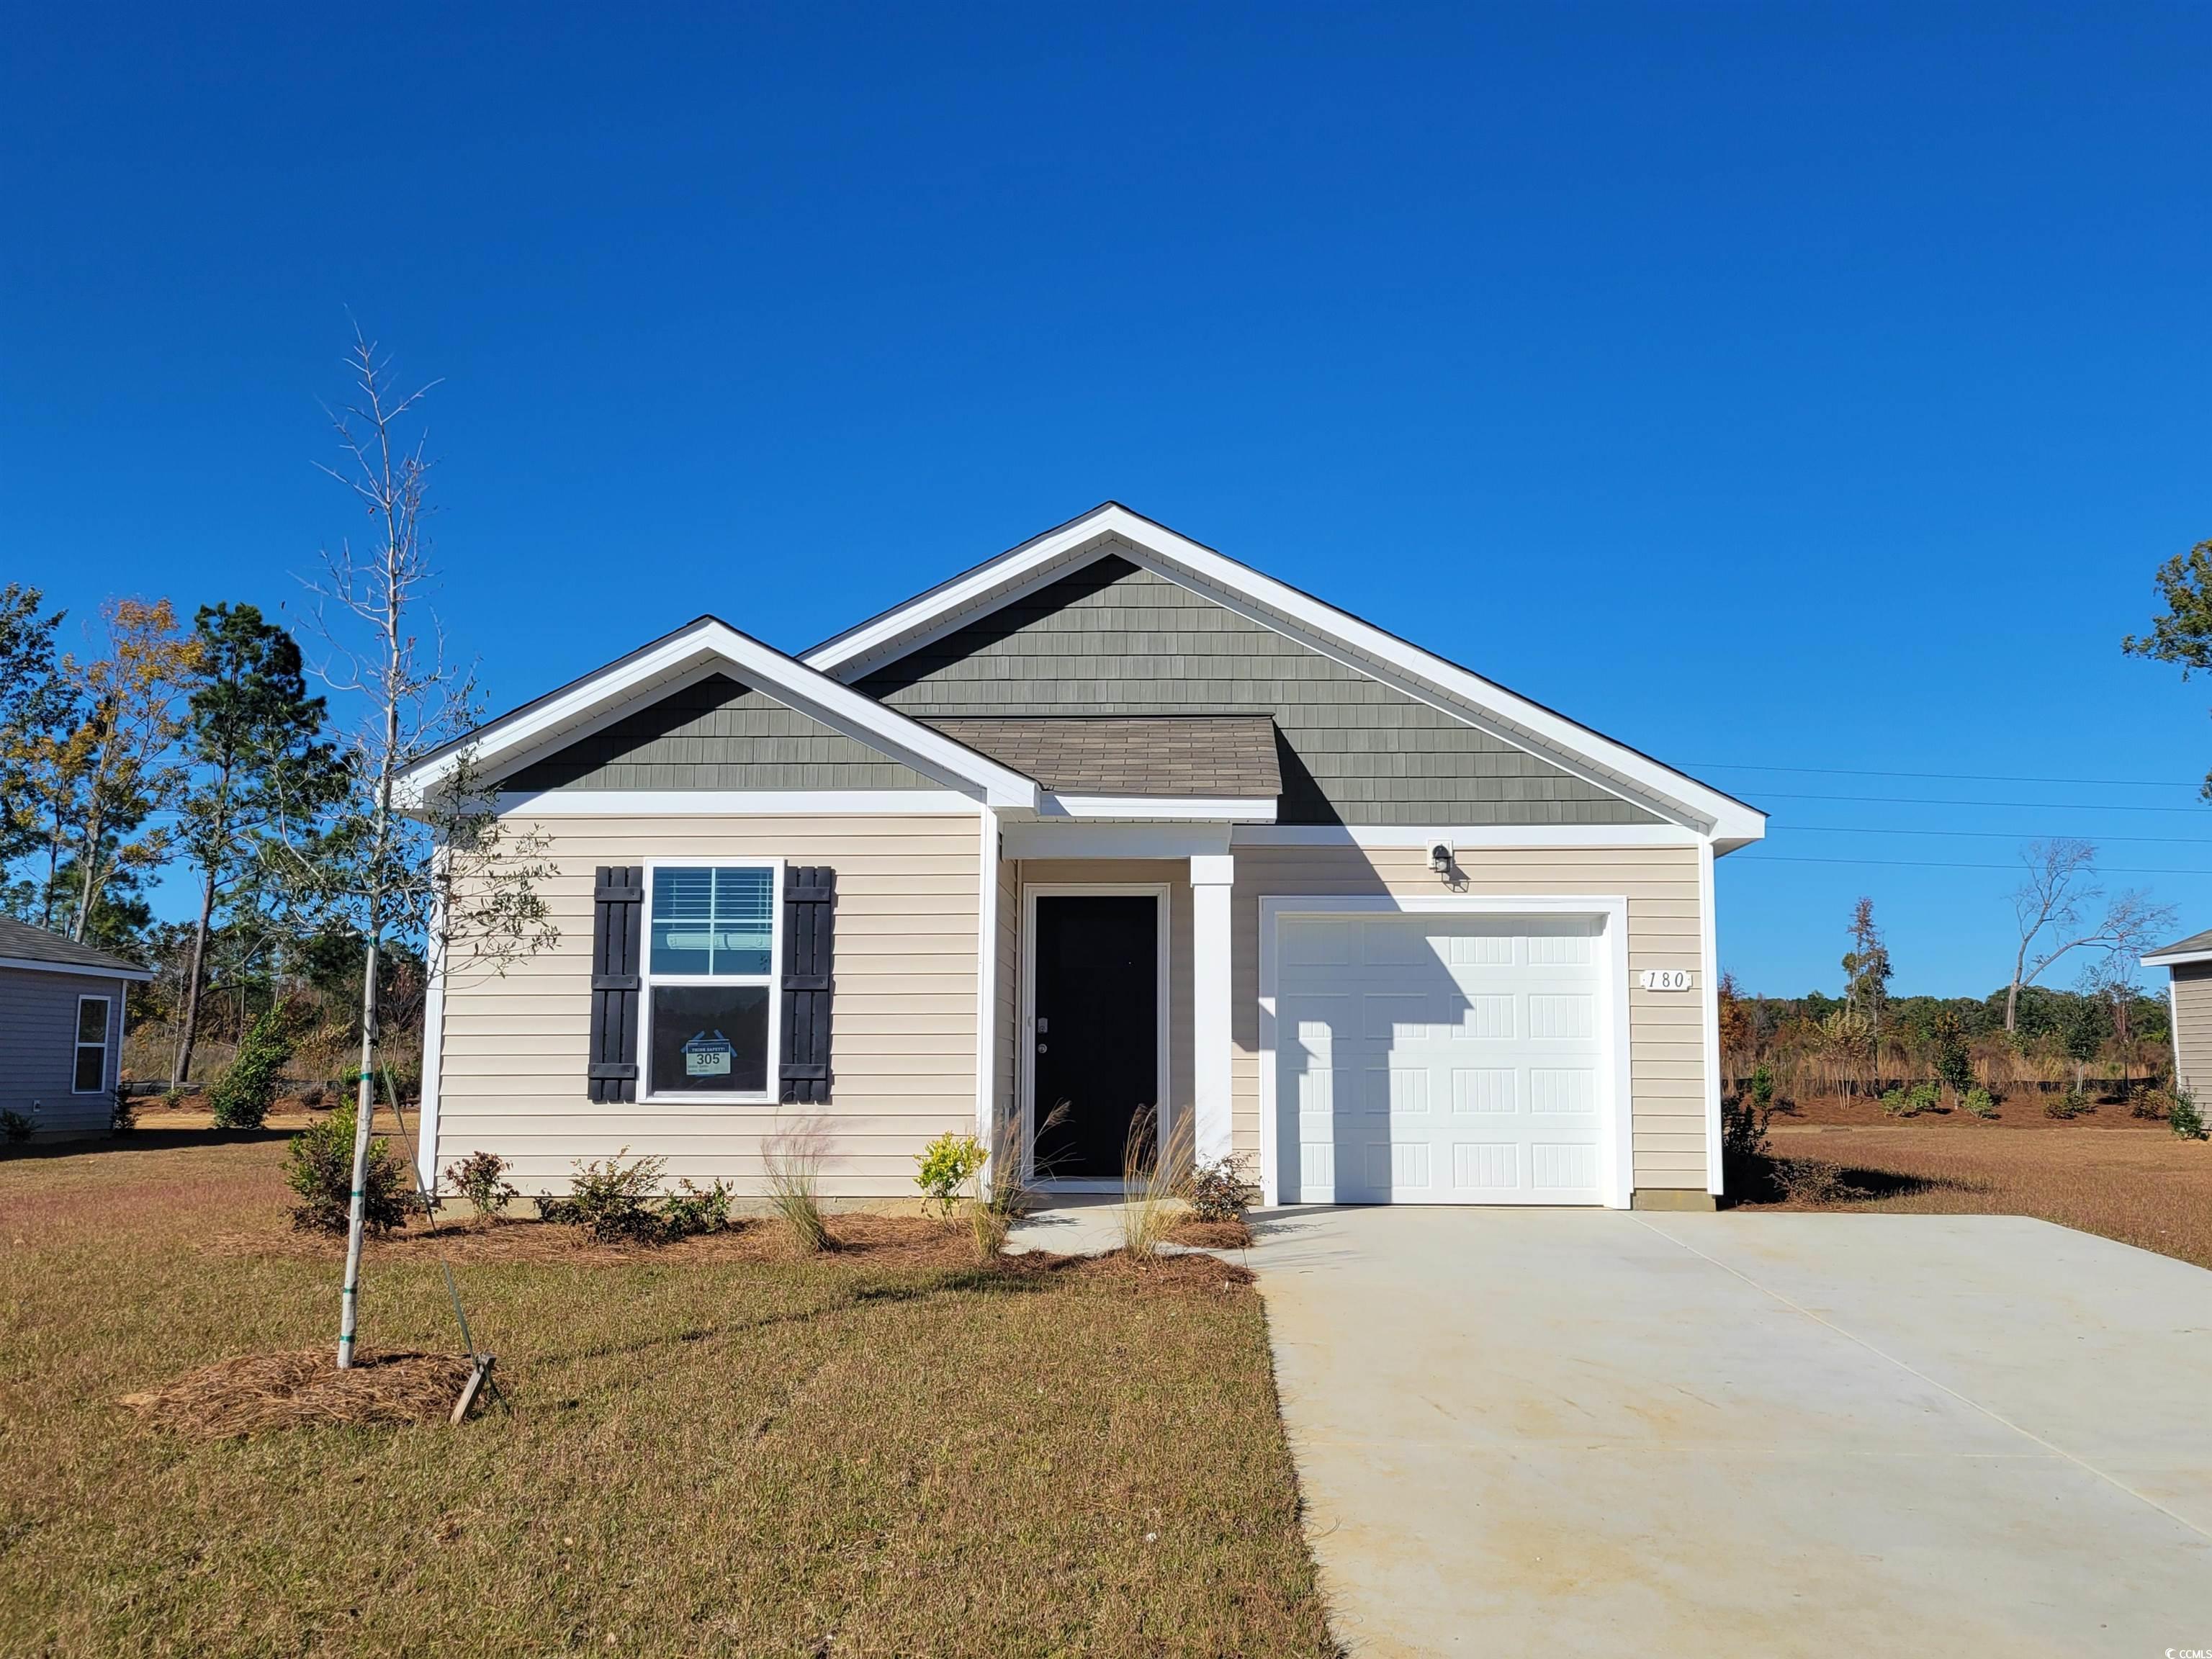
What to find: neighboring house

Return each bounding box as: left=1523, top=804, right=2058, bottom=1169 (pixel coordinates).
left=0, top=914, right=152, bottom=1138
left=401, top=504, right=1766, bottom=1210
left=2143, top=927, right=2212, bottom=1104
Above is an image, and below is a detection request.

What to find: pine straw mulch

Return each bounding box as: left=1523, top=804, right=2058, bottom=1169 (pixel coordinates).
left=204, top=1210, right=1256, bottom=1292
left=119, top=1350, right=482, bottom=1439
left=1164, top=1215, right=1254, bottom=1251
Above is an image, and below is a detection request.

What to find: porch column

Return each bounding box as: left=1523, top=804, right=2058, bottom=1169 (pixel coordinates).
left=1190, top=853, right=1235, bottom=1166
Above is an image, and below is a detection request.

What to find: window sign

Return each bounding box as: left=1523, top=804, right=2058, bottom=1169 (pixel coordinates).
left=683, top=1029, right=736, bottom=1078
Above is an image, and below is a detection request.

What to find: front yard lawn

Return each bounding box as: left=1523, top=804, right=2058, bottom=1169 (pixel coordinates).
left=0, top=1134, right=1332, bottom=1658
left=1751, top=1120, right=2212, bottom=1270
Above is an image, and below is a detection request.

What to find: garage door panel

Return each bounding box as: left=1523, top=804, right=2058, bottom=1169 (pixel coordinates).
left=1280, top=912, right=1610, bottom=1205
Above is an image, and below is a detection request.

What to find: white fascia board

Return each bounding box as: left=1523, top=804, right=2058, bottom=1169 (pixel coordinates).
left=1043, top=793, right=1280, bottom=822
left=801, top=504, right=1764, bottom=846
left=495, top=788, right=981, bottom=817
left=0, top=955, right=153, bottom=981
left=399, top=619, right=1040, bottom=812
left=1233, top=824, right=1704, bottom=849
left=2142, top=950, right=2212, bottom=969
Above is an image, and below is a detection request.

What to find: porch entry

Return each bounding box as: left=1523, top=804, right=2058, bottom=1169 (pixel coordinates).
left=1026, top=890, right=1165, bottom=1184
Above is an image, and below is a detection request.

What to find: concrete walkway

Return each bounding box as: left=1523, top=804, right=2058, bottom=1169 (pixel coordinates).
left=1253, top=1206, right=2212, bottom=1657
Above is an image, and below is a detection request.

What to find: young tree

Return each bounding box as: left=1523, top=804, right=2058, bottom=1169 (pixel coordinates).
left=2004, top=838, right=2102, bottom=1033
left=12, top=600, right=201, bottom=940
left=1840, top=897, right=1892, bottom=1091
left=171, top=603, right=341, bottom=1089
left=0, top=584, right=68, bottom=883
left=2124, top=538, right=2212, bottom=793
left=2074, top=896, right=2178, bottom=1102
left=293, top=332, right=554, bottom=1370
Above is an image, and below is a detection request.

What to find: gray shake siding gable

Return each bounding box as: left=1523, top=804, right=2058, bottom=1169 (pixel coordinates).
left=853, top=549, right=1663, bottom=827
left=505, top=673, right=940, bottom=792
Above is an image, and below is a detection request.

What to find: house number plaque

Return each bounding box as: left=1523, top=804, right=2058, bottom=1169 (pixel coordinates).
left=1640, top=969, right=1694, bottom=992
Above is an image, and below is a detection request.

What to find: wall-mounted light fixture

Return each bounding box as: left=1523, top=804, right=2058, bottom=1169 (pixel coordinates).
left=1428, top=841, right=1454, bottom=874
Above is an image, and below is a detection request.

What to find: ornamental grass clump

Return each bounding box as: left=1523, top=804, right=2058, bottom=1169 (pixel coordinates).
left=764, top=1118, right=832, bottom=1254
left=1119, top=1105, right=1197, bottom=1259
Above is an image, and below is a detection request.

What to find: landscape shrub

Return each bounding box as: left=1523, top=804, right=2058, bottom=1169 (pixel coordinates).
left=297, top=1083, right=325, bottom=1110
left=207, top=1005, right=293, bottom=1130
left=1188, top=1156, right=1256, bottom=1223
left=1931, top=1010, right=1976, bottom=1101
left=1773, top=1156, right=1866, bottom=1204
left=914, top=1131, right=986, bottom=1220
left=2169, top=1088, right=2208, bottom=1142
left=444, top=1149, right=517, bottom=1218
left=660, top=1179, right=734, bottom=1238
left=0, top=1110, right=31, bottom=1145
left=1879, top=1082, right=1939, bottom=1118
left=1961, top=1087, right=1997, bottom=1119
left=110, top=1085, right=138, bottom=1134
left=284, top=1104, right=413, bottom=1235
left=541, top=1150, right=667, bottom=1244
left=2046, top=1089, right=2092, bottom=1120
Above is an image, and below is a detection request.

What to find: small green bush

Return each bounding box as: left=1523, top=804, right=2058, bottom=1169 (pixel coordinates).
left=0, top=1110, right=31, bottom=1144
left=208, top=1005, right=293, bottom=1130
left=109, top=1085, right=138, bottom=1134
left=1879, top=1082, right=1938, bottom=1118
left=444, top=1149, right=517, bottom=1218
left=541, top=1149, right=667, bottom=1244
left=914, top=1131, right=986, bottom=1220
left=2046, top=1089, right=2091, bottom=1120
left=284, top=1104, right=413, bottom=1236
left=2171, top=1087, right=2208, bottom=1141
left=660, top=1179, right=734, bottom=1238
left=1961, top=1087, right=1997, bottom=1119
left=1188, top=1156, right=1256, bottom=1223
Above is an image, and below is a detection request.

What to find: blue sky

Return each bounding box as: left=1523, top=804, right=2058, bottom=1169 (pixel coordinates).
left=5, top=4, right=2208, bottom=996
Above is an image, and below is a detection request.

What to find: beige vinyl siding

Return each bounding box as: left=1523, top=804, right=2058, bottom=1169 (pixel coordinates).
left=2170, top=963, right=2212, bottom=1103
left=0, top=966, right=124, bottom=1137
left=436, top=813, right=984, bottom=1197
left=1229, top=842, right=1710, bottom=1192
left=1012, top=859, right=1195, bottom=1123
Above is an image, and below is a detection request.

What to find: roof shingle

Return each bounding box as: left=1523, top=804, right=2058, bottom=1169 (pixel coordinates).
left=924, top=715, right=1282, bottom=799
left=0, top=914, right=152, bottom=976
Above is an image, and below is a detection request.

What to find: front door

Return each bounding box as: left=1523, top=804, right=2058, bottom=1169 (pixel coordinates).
left=1030, top=894, right=1160, bottom=1181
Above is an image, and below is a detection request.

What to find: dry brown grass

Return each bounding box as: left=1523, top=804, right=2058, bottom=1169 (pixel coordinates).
left=1166, top=1217, right=1255, bottom=1251
left=0, top=1138, right=1331, bottom=1658
left=1748, top=1121, right=2212, bottom=1269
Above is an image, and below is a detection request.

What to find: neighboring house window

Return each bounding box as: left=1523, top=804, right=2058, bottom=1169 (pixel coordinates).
left=73, top=995, right=111, bottom=1094
left=642, top=864, right=779, bottom=1100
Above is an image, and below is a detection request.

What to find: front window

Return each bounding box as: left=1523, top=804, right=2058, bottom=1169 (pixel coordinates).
left=73, top=996, right=110, bottom=1093
left=644, top=865, right=777, bottom=1098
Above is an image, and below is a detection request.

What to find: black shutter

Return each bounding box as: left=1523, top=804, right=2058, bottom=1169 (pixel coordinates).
left=781, top=866, right=836, bottom=1105
left=588, top=866, right=645, bottom=1102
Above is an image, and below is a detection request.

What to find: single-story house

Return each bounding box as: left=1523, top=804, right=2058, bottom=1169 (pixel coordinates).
left=2143, top=927, right=2212, bottom=1103
left=0, top=914, right=153, bottom=1138
left=402, top=504, right=1766, bottom=1210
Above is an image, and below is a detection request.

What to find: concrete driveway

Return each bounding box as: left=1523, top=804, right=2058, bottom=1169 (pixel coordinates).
left=1254, top=1208, right=2212, bottom=1657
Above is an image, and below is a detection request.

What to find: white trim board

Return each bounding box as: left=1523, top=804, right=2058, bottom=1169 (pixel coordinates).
left=1255, top=894, right=1635, bottom=1211
left=1044, top=793, right=1278, bottom=822
left=801, top=504, right=1766, bottom=848
left=493, top=788, right=981, bottom=817
left=2143, top=948, right=2212, bottom=968
left=398, top=619, right=1041, bottom=812
left=1003, top=820, right=1231, bottom=860
left=0, top=954, right=153, bottom=982
left=1018, top=881, right=1172, bottom=1192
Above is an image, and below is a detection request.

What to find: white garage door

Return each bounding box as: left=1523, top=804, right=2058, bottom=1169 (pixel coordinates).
left=1276, top=913, right=1612, bottom=1205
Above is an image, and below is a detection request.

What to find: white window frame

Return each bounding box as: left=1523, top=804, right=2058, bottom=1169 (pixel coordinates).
left=637, top=857, right=785, bottom=1106
left=73, top=993, right=112, bottom=1095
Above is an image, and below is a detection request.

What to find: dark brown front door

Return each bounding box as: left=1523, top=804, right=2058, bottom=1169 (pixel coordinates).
left=1031, top=895, right=1159, bottom=1180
